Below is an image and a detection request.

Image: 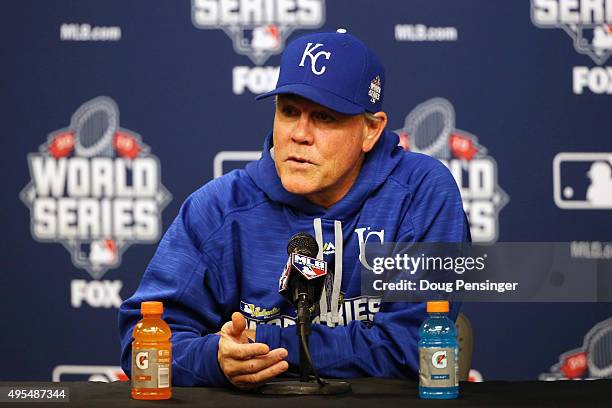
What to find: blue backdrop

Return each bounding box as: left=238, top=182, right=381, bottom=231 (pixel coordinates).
left=1, top=0, right=611, bottom=382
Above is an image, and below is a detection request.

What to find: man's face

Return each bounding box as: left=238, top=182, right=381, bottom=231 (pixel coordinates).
left=272, top=95, right=370, bottom=208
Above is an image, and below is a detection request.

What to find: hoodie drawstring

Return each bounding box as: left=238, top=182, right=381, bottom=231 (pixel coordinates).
left=314, top=218, right=343, bottom=327
left=313, top=218, right=327, bottom=322
left=331, top=220, right=343, bottom=325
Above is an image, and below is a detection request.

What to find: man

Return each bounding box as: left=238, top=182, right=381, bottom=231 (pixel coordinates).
left=119, top=30, right=469, bottom=390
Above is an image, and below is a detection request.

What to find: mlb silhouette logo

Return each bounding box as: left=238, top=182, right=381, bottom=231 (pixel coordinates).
left=89, top=240, right=117, bottom=266
left=578, top=25, right=612, bottom=56
left=553, top=153, right=612, bottom=209
left=250, top=25, right=281, bottom=52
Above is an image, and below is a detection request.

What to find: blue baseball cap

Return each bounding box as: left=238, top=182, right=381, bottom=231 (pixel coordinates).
left=256, top=29, right=385, bottom=115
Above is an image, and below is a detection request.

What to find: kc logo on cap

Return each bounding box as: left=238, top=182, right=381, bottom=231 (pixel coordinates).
left=299, top=43, right=332, bottom=76
left=256, top=30, right=386, bottom=115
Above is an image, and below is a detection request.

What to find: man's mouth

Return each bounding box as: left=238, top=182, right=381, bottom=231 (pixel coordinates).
left=286, top=155, right=314, bottom=165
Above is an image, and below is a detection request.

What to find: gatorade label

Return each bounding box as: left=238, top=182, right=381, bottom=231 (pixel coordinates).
left=419, top=347, right=458, bottom=388
left=132, top=348, right=171, bottom=388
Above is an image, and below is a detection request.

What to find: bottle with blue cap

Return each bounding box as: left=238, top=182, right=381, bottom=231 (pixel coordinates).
left=418, top=300, right=459, bottom=399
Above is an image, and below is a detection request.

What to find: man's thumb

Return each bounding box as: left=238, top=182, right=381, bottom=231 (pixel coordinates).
left=231, top=311, right=246, bottom=335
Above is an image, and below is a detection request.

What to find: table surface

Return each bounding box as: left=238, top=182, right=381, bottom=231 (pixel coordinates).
left=1, top=378, right=610, bottom=407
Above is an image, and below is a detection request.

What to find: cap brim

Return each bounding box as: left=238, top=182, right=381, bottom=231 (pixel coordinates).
left=255, top=84, right=365, bottom=115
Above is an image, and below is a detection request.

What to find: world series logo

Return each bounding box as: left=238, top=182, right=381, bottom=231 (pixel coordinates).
left=531, top=0, right=612, bottom=65
left=395, top=98, right=509, bottom=243
left=20, top=97, right=172, bottom=279
left=192, top=0, right=326, bottom=95
left=531, top=0, right=612, bottom=94
left=540, top=317, right=612, bottom=380
left=191, top=0, right=326, bottom=65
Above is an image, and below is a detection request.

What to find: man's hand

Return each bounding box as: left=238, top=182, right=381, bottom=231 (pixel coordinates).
left=217, top=312, right=289, bottom=390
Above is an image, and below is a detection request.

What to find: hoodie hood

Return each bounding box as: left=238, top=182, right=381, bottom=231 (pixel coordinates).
left=246, top=129, right=403, bottom=220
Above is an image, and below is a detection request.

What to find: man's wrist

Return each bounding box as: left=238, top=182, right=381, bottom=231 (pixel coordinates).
left=204, top=334, right=232, bottom=387
left=255, top=324, right=282, bottom=350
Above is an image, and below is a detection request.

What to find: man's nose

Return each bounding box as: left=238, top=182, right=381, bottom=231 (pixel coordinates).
left=291, top=113, right=314, bottom=145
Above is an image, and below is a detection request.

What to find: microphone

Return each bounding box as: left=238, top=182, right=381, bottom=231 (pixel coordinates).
left=279, top=232, right=327, bottom=310
left=278, top=232, right=327, bottom=383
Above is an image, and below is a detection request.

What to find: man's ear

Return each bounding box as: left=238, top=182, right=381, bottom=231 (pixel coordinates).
left=362, top=111, right=388, bottom=153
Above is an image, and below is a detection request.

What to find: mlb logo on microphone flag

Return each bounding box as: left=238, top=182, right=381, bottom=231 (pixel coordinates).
left=292, top=253, right=327, bottom=280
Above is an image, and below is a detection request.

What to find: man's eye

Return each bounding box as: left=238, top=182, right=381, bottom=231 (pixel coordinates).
left=313, top=111, right=336, bottom=123
left=281, top=105, right=299, bottom=116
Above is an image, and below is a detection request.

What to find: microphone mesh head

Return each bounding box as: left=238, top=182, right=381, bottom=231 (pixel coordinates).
left=287, top=232, right=319, bottom=257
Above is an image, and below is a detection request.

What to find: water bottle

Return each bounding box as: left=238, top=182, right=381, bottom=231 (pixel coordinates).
left=418, top=300, right=458, bottom=399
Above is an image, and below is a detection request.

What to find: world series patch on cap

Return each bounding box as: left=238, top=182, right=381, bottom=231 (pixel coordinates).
left=256, top=29, right=385, bottom=115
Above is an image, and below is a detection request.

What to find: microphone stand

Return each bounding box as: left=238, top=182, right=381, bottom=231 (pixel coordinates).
left=259, top=293, right=351, bottom=395
left=296, top=294, right=313, bottom=382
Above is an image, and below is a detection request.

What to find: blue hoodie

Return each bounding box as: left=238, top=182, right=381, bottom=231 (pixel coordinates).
left=118, top=129, right=470, bottom=387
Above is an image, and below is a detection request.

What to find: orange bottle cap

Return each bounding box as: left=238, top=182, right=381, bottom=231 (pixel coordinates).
left=141, top=301, right=163, bottom=315
left=426, top=300, right=449, bottom=313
